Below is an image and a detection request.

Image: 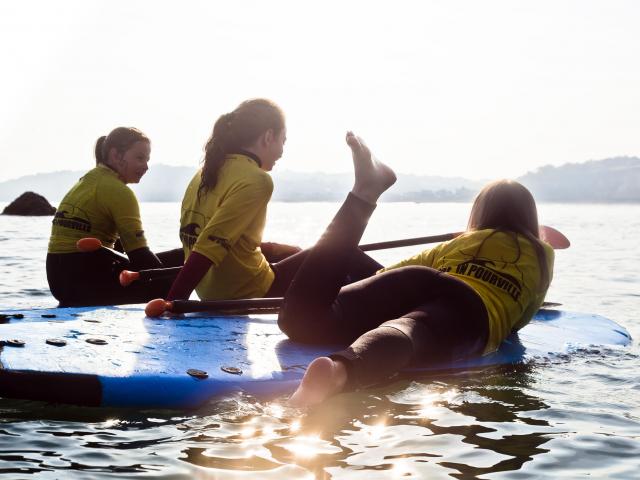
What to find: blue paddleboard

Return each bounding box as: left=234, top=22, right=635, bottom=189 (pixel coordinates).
left=0, top=306, right=631, bottom=409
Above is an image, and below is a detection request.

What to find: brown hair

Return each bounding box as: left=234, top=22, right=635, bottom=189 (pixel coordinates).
left=95, top=127, right=150, bottom=165
left=198, top=98, right=285, bottom=199
left=467, top=179, right=550, bottom=291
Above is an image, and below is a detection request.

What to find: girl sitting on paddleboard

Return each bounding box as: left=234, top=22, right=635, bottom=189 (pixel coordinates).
left=165, top=98, right=380, bottom=302
left=46, top=127, right=183, bottom=306
left=279, top=132, right=555, bottom=407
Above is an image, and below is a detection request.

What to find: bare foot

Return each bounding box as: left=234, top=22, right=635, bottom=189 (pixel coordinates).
left=288, top=357, right=348, bottom=407
left=346, top=131, right=396, bottom=204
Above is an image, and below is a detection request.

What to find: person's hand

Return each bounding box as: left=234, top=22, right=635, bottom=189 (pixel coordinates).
left=261, top=242, right=302, bottom=263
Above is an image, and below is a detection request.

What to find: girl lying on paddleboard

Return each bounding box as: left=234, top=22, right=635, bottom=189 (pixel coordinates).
left=280, top=132, right=555, bottom=407
left=165, top=98, right=380, bottom=302
left=46, top=127, right=183, bottom=306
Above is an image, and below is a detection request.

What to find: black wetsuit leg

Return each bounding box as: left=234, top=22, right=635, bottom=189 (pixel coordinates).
left=266, top=247, right=382, bottom=297
left=46, top=248, right=182, bottom=307
left=278, top=193, right=489, bottom=388
left=157, top=248, right=184, bottom=268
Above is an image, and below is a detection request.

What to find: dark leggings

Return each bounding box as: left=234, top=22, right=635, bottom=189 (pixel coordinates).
left=46, top=248, right=184, bottom=307
left=266, top=247, right=382, bottom=297
left=278, top=193, right=489, bottom=389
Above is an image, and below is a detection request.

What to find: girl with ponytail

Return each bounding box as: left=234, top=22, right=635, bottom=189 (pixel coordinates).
left=164, top=99, right=381, bottom=302
left=46, top=127, right=183, bottom=306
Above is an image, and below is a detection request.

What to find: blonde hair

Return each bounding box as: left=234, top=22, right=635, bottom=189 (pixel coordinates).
left=467, top=179, right=550, bottom=291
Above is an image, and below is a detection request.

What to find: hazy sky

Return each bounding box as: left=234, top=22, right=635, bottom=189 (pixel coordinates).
left=1, top=0, right=638, bottom=182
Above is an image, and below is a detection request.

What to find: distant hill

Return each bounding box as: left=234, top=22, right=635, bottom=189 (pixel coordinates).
left=0, top=165, right=484, bottom=203
left=1, top=156, right=638, bottom=203
left=518, top=156, right=640, bottom=202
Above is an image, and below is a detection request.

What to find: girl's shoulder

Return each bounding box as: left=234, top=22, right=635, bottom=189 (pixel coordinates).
left=222, top=158, right=273, bottom=191
left=450, top=229, right=542, bottom=254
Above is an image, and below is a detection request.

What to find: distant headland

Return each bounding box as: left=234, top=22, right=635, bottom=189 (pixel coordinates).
left=0, top=156, right=638, bottom=203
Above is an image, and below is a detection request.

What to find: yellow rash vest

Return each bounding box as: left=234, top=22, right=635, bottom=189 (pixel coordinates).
left=48, top=164, right=148, bottom=254
left=179, top=154, right=274, bottom=300
left=380, top=229, right=555, bottom=354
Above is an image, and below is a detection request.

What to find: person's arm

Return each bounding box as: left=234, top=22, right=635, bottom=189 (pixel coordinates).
left=512, top=246, right=555, bottom=332
left=128, top=246, right=162, bottom=270
left=166, top=251, right=212, bottom=300
left=167, top=175, right=273, bottom=300
left=104, top=183, right=159, bottom=269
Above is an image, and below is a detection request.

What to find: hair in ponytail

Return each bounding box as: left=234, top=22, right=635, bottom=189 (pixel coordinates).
left=198, top=98, right=285, bottom=200
left=467, top=179, right=550, bottom=292
left=95, top=127, right=149, bottom=165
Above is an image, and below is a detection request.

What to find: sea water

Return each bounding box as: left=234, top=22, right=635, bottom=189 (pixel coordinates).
left=0, top=202, right=638, bottom=479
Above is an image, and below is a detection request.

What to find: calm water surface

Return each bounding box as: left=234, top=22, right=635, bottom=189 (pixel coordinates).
left=0, top=202, right=638, bottom=479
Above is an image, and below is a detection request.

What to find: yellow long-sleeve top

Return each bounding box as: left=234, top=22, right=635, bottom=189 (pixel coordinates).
left=48, top=164, right=148, bottom=254
left=379, top=229, right=555, bottom=354
left=179, top=154, right=274, bottom=300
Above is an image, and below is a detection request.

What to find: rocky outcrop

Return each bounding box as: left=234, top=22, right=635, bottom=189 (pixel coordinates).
left=2, top=192, right=56, bottom=216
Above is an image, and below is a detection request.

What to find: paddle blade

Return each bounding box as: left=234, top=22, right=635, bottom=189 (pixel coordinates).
left=539, top=225, right=570, bottom=249
left=119, top=270, right=140, bottom=287
left=76, top=237, right=102, bottom=253
left=145, top=299, right=172, bottom=317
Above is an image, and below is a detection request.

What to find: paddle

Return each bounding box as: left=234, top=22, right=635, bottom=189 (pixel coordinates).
left=77, top=225, right=569, bottom=292
left=144, top=297, right=562, bottom=317
left=76, top=237, right=130, bottom=264
left=145, top=297, right=284, bottom=317
left=118, top=231, right=464, bottom=287
left=116, top=224, right=568, bottom=287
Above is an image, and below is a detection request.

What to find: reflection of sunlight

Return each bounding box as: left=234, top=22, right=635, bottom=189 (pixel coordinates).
left=276, top=433, right=343, bottom=459
left=391, top=459, right=416, bottom=477
left=262, top=426, right=277, bottom=440
left=417, top=388, right=459, bottom=418
left=267, top=403, right=284, bottom=419
left=99, top=312, right=150, bottom=376
left=354, top=420, right=387, bottom=440
left=290, top=420, right=301, bottom=433
left=102, top=418, right=120, bottom=428
left=290, top=435, right=321, bottom=458
left=282, top=435, right=322, bottom=458
left=241, top=426, right=256, bottom=438
left=22, top=310, right=152, bottom=377
left=246, top=320, right=282, bottom=379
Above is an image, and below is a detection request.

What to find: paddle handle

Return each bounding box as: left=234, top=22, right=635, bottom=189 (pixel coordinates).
left=76, top=238, right=129, bottom=263
left=145, top=297, right=284, bottom=317
left=120, top=267, right=181, bottom=286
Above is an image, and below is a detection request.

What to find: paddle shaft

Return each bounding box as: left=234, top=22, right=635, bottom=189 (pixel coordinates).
left=170, top=297, right=284, bottom=314
left=128, top=232, right=462, bottom=284
left=167, top=297, right=560, bottom=315
left=131, top=226, right=568, bottom=285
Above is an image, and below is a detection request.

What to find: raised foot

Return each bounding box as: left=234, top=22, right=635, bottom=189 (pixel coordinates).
left=346, top=131, right=396, bottom=204
left=288, top=356, right=348, bottom=407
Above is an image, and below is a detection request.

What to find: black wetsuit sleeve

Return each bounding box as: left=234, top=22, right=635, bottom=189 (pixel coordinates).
left=127, top=247, right=163, bottom=271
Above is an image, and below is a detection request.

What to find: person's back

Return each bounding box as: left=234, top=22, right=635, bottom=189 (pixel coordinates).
left=381, top=229, right=555, bottom=353
left=49, top=164, right=145, bottom=254
left=179, top=154, right=274, bottom=300
left=165, top=98, right=288, bottom=303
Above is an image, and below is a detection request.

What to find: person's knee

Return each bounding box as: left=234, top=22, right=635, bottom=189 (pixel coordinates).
left=277, top=306, right=311, bottom=342
left=278, top=317, right=315, bottom=343
left=278, top=302, right=337, bottom=344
